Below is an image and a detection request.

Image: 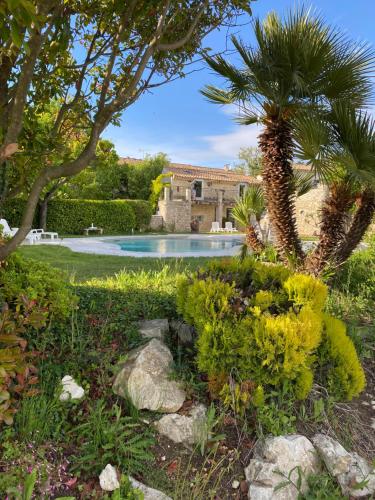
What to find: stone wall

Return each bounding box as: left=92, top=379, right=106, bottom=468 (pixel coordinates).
left=191, top=204, right=216, bottom=232
left=149, top=215, right=164, bottom=231
left=158, top=197, right=191, bottom=232
left=295, top=185, right=326, bottom=236
left=170, top=178, right=245, bottom=202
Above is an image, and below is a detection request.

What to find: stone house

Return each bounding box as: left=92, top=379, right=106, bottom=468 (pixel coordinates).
left=157, top=163, right=262, bottom=232
left=121, top=157, right=325, bottom=235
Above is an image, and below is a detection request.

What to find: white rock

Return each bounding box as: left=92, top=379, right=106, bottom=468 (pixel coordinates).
left=113, top=339, right=185, bottom=413
left=245, top=435, right=321, bottom=500
left=59, top=375, right=85, bottom=401
left=313, top=434, right=375, bottom=498
left=99, top=464, right=120, bottom=491
left=232, top=480, right=240, bottom=489
left=129, top=476, right=172, bottom=500
left=139, top=319, right=169, bottom=340
left=155, top=404, right=207, bottom=445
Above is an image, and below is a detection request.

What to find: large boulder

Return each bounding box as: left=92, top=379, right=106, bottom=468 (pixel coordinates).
left=155, top=404, right=207, bottom=445
left=113, top=339, right=185, bottom=413
left=139, top=319, right=169, bottom=341
left=129, top=477, right=172, bottom=500
left=244, top=435, right=321, bottom=500
left=313, top=434, right=375, bottom=498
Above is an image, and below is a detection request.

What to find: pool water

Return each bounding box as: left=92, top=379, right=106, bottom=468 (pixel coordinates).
left=108, top=236, right=243, bottom=254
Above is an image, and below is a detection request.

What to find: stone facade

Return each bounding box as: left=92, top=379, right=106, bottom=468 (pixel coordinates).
left=149, top=215, right=164, bottom=231
left=158, top=166, right=256, bottom=233
left=152, top=162, right=325, bottom=236
left=158, top=187, right=192, bottom=232
left=295, top=184, right=326, bottom=236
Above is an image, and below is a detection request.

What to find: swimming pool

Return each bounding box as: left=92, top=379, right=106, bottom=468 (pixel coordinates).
left=108, top=235, right=243, bottom=254
left=53, top=234, right=245, bottom=257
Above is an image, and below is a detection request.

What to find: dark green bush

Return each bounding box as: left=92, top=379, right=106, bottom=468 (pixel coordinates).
left=125, top=199, right=153, bottom=229
left=47, top=199, right=136, bottom=234
left=177, top=258, right=365, bottom=402
left=0, top=253, right=76, bottom=322
left=3, top=198, right=151, bottom=234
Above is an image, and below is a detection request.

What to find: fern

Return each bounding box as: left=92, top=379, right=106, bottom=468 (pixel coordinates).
left=69, top=402, right=155, bottom=475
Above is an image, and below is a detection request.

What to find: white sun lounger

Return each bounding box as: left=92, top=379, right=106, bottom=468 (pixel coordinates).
left=224, top=221, right=238, bottom=233
left=210, top=221, right=223, bottom=233
left=0, top=218, right=44, bottom=244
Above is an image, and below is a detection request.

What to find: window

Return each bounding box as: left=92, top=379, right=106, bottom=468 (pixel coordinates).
left=192, top=180, right=203, bottom=199
left=239, top=183, right=247, bottom=198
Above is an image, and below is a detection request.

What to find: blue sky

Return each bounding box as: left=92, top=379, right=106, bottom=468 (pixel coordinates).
left=104, top=0, right=375, bottom=167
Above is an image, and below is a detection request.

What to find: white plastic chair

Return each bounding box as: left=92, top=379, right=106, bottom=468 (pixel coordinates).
left=224, top=221, right=238, bottom=232
left=210, top=221, right=222, bottom=233
left=0, top=218, right=42, bottom=244
left=0, top=218, right=18, bottom=237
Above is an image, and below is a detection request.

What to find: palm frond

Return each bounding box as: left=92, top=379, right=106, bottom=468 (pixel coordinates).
left=232, top=186, right=265, bottom=227
left=200, top=85, right=234, bottom=105
left=292, top=170, right=316, bottom=197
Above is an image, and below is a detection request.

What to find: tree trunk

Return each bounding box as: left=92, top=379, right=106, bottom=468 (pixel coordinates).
left=39, top=199, right=48, bottom=230
left=245, top=224, right=265, bottom=253
left=258, top=116, right=304, bottom=262
left=305, top=182, right=354, bottom=276
left=334, top=188, right=375, bottom=265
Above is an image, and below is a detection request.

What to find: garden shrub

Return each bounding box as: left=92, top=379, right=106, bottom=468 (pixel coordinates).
left=47, top=199, right=136, bottom=234
left=3, top=198, right=141, bottom=234
left=0, top=299, right=44, bottom=425
left=125, top=199, right=152, bottom=230
left=0, top=253, right=76, bottom=322
left=317, top=314, right=365, bottom=400
left=177, top=258, right=364, bottom=402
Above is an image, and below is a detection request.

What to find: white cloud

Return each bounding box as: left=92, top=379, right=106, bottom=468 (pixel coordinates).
left=202, top=124, right=261, bottom=159
left=107, top=124, right=261, bottom=167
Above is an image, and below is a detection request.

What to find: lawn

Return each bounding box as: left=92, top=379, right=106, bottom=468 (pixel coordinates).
left=18, top=245, right=216, bottom=281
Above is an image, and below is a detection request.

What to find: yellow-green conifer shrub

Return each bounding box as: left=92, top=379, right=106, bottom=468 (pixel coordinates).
left=283, top=274, right=328, bottom=311
left=178, top=259, right=364, bottom=402
left=176, top=277, right=235, bottom=330
left=318, top=314, right=365, bottom=400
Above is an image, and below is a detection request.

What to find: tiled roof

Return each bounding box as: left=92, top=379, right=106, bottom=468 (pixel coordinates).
left=120, top=157, right=311, bottom=183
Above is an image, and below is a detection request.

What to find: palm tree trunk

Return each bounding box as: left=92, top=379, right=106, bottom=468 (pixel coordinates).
left=334, top=188, right=375, bottom=265
left=245, top=224, right=265, bottom=253
left=305, top=182, right=354, bottom=276
left=258, top=116, right=304, bottom=261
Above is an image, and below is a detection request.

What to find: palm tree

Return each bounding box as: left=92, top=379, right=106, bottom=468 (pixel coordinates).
left=232, top=185, right=265, bottom=253
left=293, top=102, right=375, bottom=274
left=201, top=8, right=373, bottom=263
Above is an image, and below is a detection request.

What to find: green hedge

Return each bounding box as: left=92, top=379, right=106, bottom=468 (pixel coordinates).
left=3, top=198, right=152, bottom=234
left=124, top=199, right=152, bottom=230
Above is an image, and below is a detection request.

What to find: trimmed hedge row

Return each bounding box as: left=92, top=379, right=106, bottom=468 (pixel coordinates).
left=3, top=198, right=152, bottom=234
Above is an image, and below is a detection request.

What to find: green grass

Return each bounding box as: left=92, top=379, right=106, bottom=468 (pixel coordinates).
left=18, top=245, right=216, bottom=281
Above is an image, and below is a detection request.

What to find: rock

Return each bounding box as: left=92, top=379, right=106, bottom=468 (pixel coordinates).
left=244, top=435, right=321, bottom=500
left=232, top=480, right=240, bottom=489
left=99, top=464, right=120, bottom=491
left=139, top=319, right=169, bottom=340
left=155, top=404, right=206, bottom=445
left=59, top=375, right=85, bottom=401
left=312, top=434, right=375, bottom=498
left=170, top=319, right=194, bottom=344
left=129, top=477, right=172, bottom=500
left=113, top=339, right=185, bottom=412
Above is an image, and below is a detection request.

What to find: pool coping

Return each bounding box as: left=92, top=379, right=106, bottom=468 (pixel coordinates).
left=34, top=233, right=245, bottom=257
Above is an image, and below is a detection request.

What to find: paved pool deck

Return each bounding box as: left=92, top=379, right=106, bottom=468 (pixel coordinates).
left=32, top=233, right=246, bottom=258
